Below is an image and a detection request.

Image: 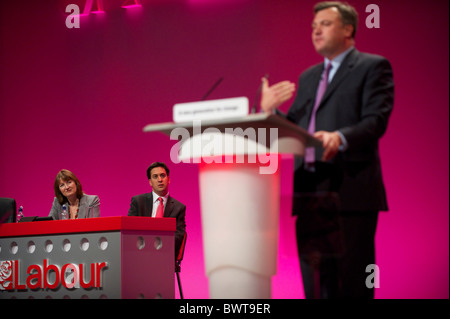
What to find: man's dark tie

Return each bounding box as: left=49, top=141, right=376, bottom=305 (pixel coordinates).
left=305, top=62, right=333, bottom=165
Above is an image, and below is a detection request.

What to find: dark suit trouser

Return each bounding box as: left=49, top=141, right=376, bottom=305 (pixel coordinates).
left=294, top=164, right=379, bottom=299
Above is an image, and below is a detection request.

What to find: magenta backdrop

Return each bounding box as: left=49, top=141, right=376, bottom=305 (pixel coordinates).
left=0, top=0, right=448, bottom=299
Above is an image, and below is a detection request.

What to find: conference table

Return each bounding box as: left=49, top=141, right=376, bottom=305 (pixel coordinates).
left=0, top=216, right=176, bottom=299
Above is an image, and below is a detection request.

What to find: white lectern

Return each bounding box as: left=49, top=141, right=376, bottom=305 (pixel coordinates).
left=143, top=113, right=320, bottom=298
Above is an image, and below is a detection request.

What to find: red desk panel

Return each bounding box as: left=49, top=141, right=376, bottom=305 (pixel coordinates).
left=0, top=216, right=176, bottom=237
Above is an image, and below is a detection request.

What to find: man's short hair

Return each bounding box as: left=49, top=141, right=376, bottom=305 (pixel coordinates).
left=147, top=162, right=170, bottom=179
left=314, top=1, right=358, bottom=38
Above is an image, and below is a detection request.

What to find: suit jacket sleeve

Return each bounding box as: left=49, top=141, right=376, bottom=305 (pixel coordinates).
left=128, top=196, right=139, bottom=216
left=85, top=194, right=100, bottom=218
left=166, top=199, right=186, bottom=260
left=48, top=197, right=61, bottom=220
left=339, top=57, right=394, bottom=152
left=175, top=204, right=186, bottom=257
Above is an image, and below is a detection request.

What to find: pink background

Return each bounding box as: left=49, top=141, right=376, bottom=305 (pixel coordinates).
left=0, top=0, right=448, bottom=299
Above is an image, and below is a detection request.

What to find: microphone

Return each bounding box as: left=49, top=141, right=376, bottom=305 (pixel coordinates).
left=251, top=74, right=269, bottom=114
left=201, top=77, right=224, bottom=101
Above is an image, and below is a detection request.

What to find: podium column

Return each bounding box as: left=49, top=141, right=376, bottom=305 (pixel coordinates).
left=143, top=113, right=320, bottom=299
left=199, top=160, right=280, bottom=298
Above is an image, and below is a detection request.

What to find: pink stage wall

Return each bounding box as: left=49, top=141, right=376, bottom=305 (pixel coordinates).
left=0, top=0, right=448, bottom=299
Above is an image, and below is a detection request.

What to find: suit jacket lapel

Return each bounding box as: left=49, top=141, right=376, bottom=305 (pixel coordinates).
left=145, top=193, right=154, bottom=217
left=164, top=196, right=174, bottom=217
left=319, top=48, right=358, bottom=108
left=79, top=195, right=90, bottom=218
left=148, top=193, right=174, bottom=217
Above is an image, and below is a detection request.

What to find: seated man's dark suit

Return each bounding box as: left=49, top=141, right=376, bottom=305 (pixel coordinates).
left=128, top=193, right=186, bottom=259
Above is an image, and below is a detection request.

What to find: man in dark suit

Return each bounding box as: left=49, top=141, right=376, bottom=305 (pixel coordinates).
left=261, top=2, right=394, bottom=299
left=128, top=162, right=186, bottom=260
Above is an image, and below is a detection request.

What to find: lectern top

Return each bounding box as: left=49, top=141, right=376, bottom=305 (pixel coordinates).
left=143, top=113, right=322, bottom=148
left=0, top=216, right=176, bottom=238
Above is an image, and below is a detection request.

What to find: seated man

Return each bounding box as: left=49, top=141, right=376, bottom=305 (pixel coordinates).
left=128, top=162, right=186, bottom=259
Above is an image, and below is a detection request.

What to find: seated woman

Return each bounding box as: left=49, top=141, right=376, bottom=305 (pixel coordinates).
left=49, top=169, right=100, bottom=220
